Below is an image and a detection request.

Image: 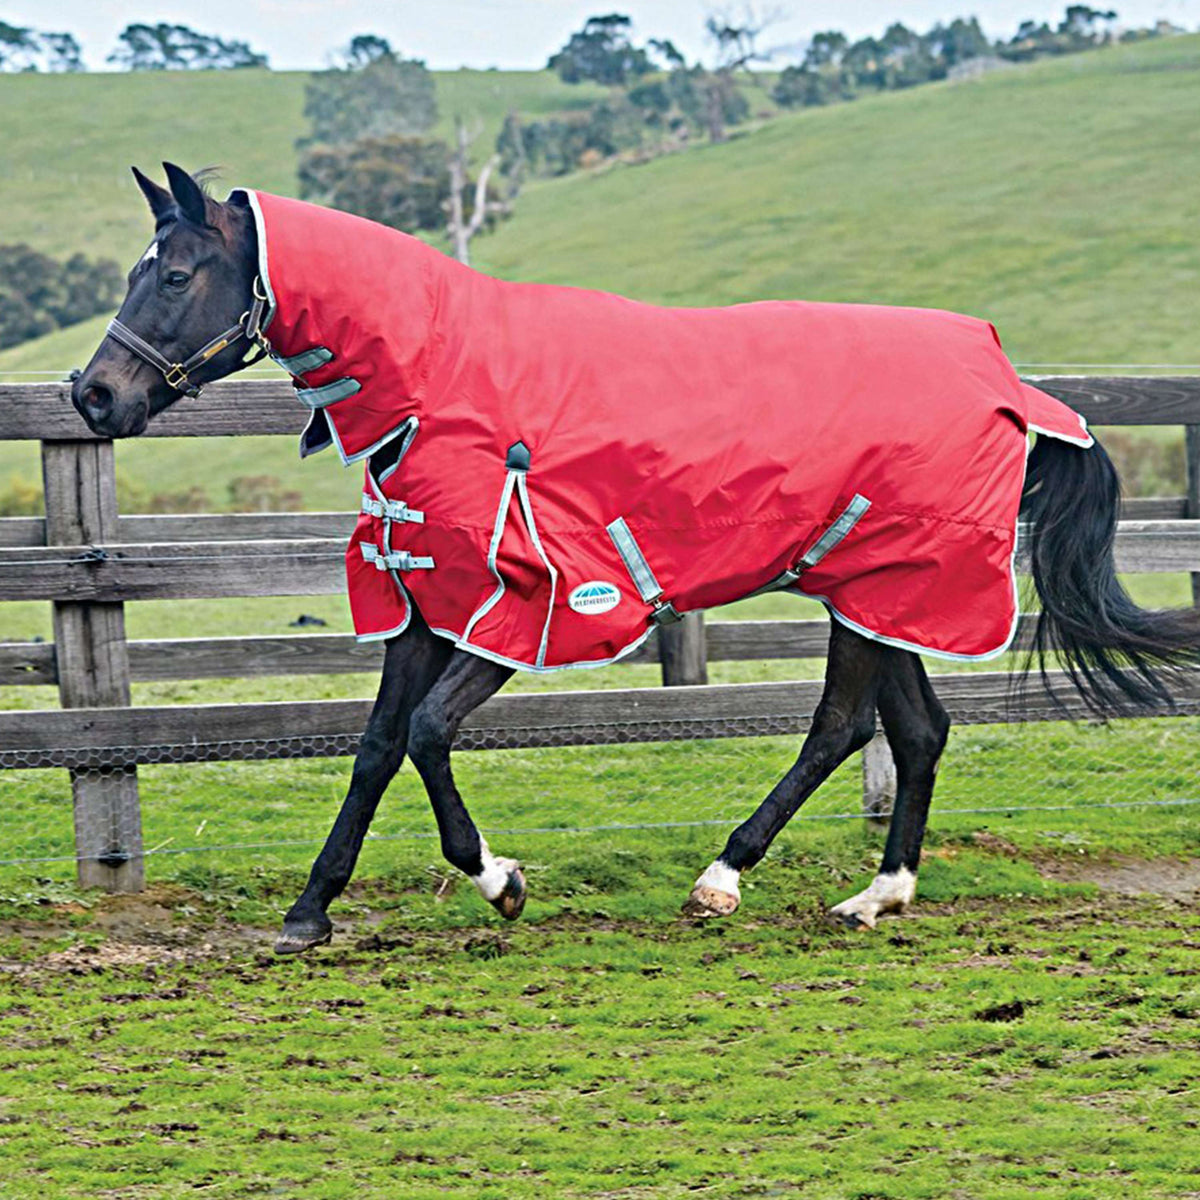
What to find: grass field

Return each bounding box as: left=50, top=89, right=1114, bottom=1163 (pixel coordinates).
left=0, top=802, right=1197, bottom=1198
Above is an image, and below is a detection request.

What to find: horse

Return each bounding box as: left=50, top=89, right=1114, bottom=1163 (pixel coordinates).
left=69, top=164, right=1199, bottom=954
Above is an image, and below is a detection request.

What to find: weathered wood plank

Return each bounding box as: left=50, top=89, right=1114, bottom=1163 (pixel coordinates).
left=0, top=641, right=56, bottom=685
left=0, top=380, right=304, bottom=441
left=3, top=670, right=1198, bottom=769
left=0, top=538, right=346, bottom=601
left=41, top=440, right=143, bottom=892
left=2, top=499, right=1189, bottom=549
left=1027, top=376, right=1200, bottom=425
left=5, top=521, right=1198, bottom=605
left=114, top=512, right=357, bottom=543
left=2, top=376, right=1200, bottom=442
left=1122, top=497, right=1188, bottom=521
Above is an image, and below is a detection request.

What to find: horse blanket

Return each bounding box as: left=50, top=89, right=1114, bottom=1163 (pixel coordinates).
left=235, top=189, right=1093, bottom=670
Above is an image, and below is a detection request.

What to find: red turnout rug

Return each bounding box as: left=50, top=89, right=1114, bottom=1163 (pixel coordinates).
left=237, top=190, right=1092, bottom=670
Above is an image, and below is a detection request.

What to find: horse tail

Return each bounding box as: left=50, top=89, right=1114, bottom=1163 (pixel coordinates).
left=1020, top=434, right=1200, bottom=713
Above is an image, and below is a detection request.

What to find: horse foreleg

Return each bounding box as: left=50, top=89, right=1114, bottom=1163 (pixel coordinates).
left=829, top=650, right=949, bottom=929
left=684, top=623, right=884, bottom=918
left=406, top=651, right=519, bottom=917
left=275, top=617, right=453, bottom=954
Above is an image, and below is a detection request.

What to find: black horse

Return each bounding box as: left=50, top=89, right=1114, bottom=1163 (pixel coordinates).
left=71, top=165, right=1198, bottom=953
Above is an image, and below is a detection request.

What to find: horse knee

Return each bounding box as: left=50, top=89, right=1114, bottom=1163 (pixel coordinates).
left=406, top=702, right=450, bottom=768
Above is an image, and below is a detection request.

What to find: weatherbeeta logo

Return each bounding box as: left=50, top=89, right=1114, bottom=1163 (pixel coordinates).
left=568, top=581, right=622, bottom=615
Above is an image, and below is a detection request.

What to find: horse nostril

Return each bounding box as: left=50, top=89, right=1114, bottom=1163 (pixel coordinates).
left=82, top=384, right=114, bottom=417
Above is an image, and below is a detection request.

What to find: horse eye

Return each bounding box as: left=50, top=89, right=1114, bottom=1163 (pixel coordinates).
left=164, top=270, right=191, bottom=290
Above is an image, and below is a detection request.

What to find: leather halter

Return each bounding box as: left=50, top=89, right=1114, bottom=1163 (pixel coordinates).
left=105, top=277, right=272, bottom=398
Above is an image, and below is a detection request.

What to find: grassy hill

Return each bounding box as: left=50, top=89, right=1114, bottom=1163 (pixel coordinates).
left=0, top=67, right=601, bottom=266
left=475, top=35, right=1200, bottom=366
left=1, top=37, right=1196, bottom=511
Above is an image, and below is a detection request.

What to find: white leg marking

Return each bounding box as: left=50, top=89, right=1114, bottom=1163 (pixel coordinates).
left=684, top=859, right=742, bottom=917
left=469, top=840, right=515, bottom=902
left=696, top=860, right=741, bottom=899
left=829, top=867, right=917, bottom=930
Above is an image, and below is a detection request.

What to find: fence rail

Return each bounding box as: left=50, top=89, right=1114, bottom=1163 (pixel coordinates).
left=2, top=375, right=1199, bottom=892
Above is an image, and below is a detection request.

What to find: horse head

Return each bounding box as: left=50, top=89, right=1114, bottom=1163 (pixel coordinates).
left=71, top=163, right=260, bottom=438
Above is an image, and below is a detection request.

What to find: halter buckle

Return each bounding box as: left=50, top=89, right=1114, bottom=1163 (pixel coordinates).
left=163, top=364, right=191, bottom=390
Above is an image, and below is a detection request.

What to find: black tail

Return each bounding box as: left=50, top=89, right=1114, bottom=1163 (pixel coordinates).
left=1021, top=435, right=1200, bottom=713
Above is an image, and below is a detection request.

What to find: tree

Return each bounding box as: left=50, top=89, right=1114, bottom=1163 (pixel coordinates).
left=692, top=8, right=775, bottom=142
left=547, top=14, right=653, bottom=86
left=107, top=23, right=268, bottom=70
left=804, top=30, right=848, bottom=68
left=925, top=17, right=991, bottom=68
left=1059, top=5, right=1118, bottom=44
left=343, top=34, right=394, bottom=67
left=772, top=64, right=839, bottom=107
left=297, top=136, right=451, bottom=233
left=0, top=21, right=82, bottom=72
left=301, top=50, right=436, bottom=146
left=446, top=121, right=508, bottom=266
left=0, top=243, right=123, bottom=350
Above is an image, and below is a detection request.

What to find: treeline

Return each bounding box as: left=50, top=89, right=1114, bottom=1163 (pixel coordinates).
left=0, top=245, right=122, bottom=350
left=772, top=6, right=1169, bottom=108
left=0, top=20, right=266, bottom=72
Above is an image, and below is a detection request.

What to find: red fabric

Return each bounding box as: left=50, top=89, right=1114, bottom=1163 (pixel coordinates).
left=241, top=190, right=1093, bottom=669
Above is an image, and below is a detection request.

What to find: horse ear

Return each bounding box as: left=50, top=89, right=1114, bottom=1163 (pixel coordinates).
left=163, top=161, right=209, bottom=226
left=132, top=166, right=173, bottom=221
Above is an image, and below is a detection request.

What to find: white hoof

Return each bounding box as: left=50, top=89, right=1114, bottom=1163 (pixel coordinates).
left=683, top=860, right=741, bottom=918
left=829, top=868, right=916, bottom=931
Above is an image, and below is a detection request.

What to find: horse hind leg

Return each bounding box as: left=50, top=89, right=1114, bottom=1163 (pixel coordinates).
left=829, top=650, right=949, bottom=930
left=684, top=623, right=884, bottom=917
left=405, top=651, right=525, bottom=919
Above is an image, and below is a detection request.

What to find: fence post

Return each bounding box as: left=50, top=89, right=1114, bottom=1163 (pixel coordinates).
left=40, top=440, right=144, bottom=893
left=659, top=613, right=708, bottom=686
left=1187, top=426, right=1200, bottom=607
left=861, top=733, right=895, bottom=828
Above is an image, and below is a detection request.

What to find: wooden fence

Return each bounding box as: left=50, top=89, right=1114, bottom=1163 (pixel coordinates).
left=3, top=376, right=1200, bottom=893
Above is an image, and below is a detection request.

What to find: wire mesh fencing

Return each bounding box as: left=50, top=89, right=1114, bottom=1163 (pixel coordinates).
left=2, top=715, right=1198, bottom=877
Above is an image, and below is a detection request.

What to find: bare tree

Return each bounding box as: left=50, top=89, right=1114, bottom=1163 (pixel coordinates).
left=701, top=5, right=784, bottom=142
left=446, top=119, right=506, bottom=266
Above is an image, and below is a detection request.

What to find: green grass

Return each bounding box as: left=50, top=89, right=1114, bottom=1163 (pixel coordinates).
left=0, top=67, right=601, bottom=268
left=0, top=828, right=1196, bottom=1198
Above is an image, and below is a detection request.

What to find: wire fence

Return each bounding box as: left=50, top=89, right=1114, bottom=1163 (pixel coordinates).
left=3, top=716, right=1199, bottom=875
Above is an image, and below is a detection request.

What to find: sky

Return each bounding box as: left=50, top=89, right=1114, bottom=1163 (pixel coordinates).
left=7, top=0, right=1199, bottom=71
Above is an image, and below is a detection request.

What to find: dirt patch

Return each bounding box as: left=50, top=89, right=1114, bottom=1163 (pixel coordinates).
left=1037, top=856, right=1200, bottom=899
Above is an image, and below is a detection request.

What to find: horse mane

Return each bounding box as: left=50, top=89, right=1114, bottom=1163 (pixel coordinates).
left=192, top=166, right=224, bottom=196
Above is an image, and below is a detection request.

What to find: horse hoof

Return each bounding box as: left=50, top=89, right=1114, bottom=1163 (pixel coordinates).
left=681, top=885, right=740, bottom=919
left=827, top=905, right=875, bottom=931
left=489, top=864, right=527, bottom=921
left=274, top=917, right=333, bottom=955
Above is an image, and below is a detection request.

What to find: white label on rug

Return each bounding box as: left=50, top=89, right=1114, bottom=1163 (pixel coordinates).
left=568, top=581, right=622, bottom=615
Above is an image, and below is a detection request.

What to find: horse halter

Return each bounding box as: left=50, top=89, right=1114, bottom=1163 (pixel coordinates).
left=104, top=277, right=272, bottom=398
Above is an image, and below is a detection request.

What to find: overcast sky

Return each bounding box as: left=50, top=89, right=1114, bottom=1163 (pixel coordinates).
left=9, top=0, right=1199, bottom=70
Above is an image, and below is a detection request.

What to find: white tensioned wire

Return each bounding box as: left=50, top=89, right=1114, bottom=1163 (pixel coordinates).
left=2, top=797, right=1199, bottom=867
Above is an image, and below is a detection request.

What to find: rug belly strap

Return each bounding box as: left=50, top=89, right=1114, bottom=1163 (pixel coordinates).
left=360, top=543, right=434, bottom=572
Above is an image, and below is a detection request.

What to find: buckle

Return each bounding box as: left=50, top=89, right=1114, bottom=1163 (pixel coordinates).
left=164, top=364, right=190, bottom=390
left=650, top=601, right=683, bottom=626
left=360, top=494, right=424, bottom=523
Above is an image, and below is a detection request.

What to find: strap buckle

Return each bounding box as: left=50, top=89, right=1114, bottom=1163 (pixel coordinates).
left=163, top=364, right=191, bottom=390
left=360, top=543, right=435, bottom=572
left=361, top=494, right=425, bottom=523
